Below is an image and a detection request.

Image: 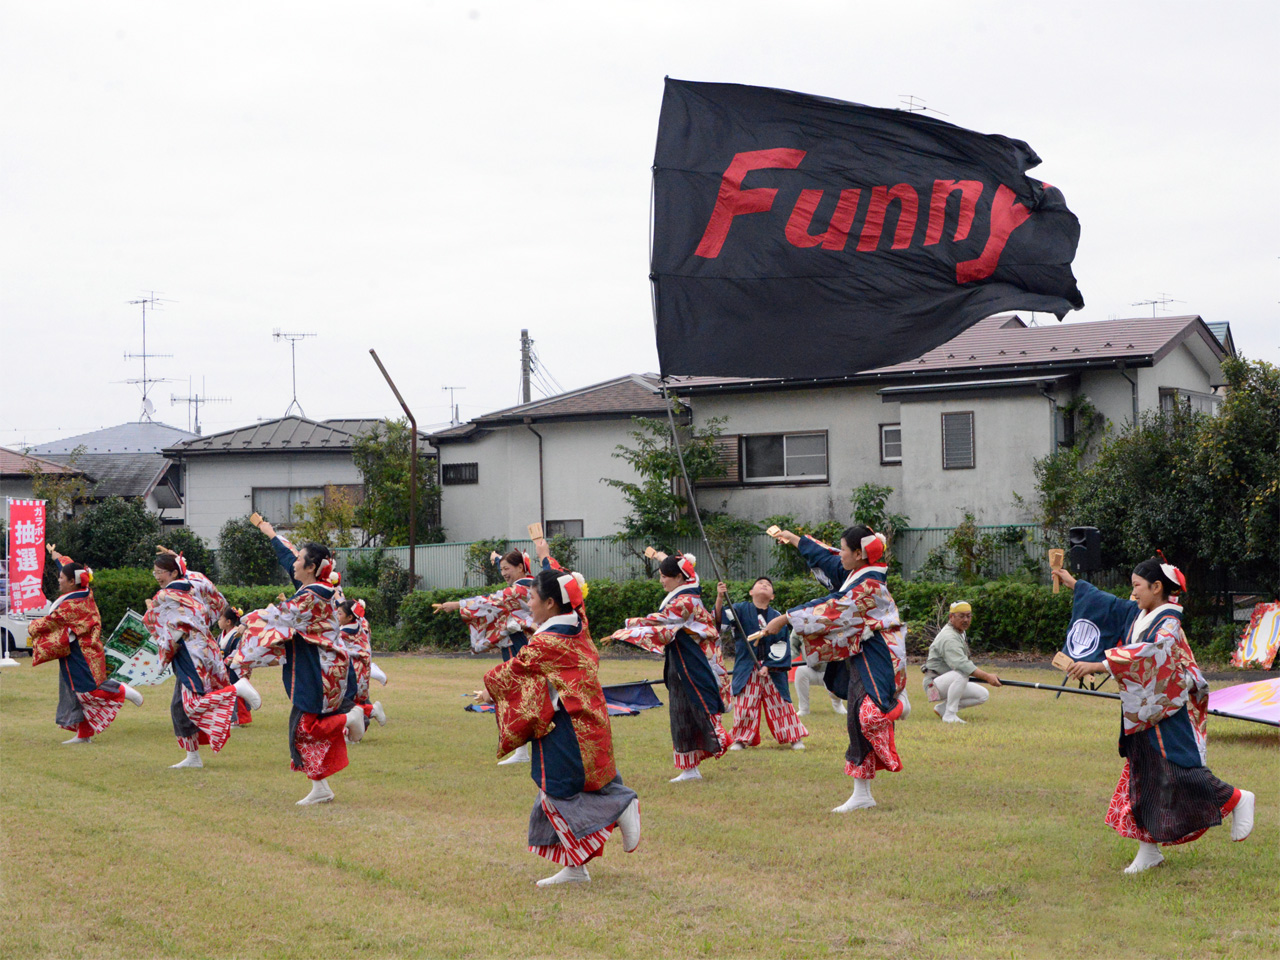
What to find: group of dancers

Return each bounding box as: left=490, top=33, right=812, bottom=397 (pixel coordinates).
left=28, top=513, right=1257, bottom=884
left=28, top=518, right=388, bottom=806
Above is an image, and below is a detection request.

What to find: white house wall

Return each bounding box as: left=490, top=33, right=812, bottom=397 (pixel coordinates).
left=182, top=452, right=362, bottom=543
left=897, top=392, right=1050, bottom=527
left=437, top=420, right=644, bottom=541
left=690, top=387, right=907, bottom=526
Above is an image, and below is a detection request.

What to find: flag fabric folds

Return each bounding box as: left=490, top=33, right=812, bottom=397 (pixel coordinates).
left=466, top=680, right=665, bottom=718
left=1208, top=678, right=1280, bottom=727
left=651, top=79, right=1083, bottom=378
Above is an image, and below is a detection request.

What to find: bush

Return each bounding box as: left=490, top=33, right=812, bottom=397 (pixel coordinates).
left=89, top=568, right=160, bottom=634
left=218, top=517, right=288, bottom=586
left=220, top=584, right=294, bottom=616
left=343, top=549, right=386, bottom=588
left=62, top=498, right=162, bottom=570
left=465, top=538, right=509, bottom=587
left=546, top=534, right=578, bottom=573
left=123, top=527, right=217, bottom=579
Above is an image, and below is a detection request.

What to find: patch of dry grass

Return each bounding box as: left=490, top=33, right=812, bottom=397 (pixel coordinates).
left=1, top=656, right=1275, bottom=959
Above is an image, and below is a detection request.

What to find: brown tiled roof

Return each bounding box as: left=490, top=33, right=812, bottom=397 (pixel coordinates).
left=436, top=374, right=668, bottom=434
left=672, top=314, right=1225, bottom=392
left=0, top=447, right=84, bottom=478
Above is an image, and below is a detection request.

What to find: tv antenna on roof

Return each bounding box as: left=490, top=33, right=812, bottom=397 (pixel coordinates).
left=171, top=377, right=230, bottom=435
left=1131, top=294, right=1185, bottom=317
left=273, top=328, right=317, bottom=418
left=898, top=95, right=949, bottom=117
left=442, top=385, right=466, bottom=425
left=124, top=292, right=176, bottom=422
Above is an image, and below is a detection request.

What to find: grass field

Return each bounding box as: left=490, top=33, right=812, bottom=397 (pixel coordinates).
left=2, top=655, right=1276, bottom=960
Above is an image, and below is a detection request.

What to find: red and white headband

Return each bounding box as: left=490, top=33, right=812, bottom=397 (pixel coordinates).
left=352, top=599, right=366, bottom=619
left=860, top=531, right=887, bottom=564
left=317, top=556, right=335, bottom=582
left=175, top=552, right=189, bottom=577
left=76, top=565, right=94, bottom=589
left=677, top=553, right=697, bottom=582
left=556, top=572, right=585, bottom=609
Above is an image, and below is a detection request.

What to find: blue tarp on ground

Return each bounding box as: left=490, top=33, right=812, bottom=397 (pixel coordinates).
left=465, top=680, right=664, bottom=717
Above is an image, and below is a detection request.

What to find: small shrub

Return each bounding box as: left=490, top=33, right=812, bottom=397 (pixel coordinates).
left=465, top=538, right=509, bottom=586
left=218, top=517, right=288, bottom=586
left=124, top=527, right=216, bottom=579
left=546, top=534, right=578, bottom=573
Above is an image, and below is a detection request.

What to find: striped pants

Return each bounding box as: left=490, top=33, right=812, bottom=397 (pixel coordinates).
left=730, top=667, right=809, bottom=746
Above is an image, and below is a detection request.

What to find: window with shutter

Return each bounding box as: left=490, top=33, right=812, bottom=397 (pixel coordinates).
left=700, top=434, right=742, bottom=486
left=941, top=412, right=975, bottom=469
left=441, top=462, right=479, bottom=485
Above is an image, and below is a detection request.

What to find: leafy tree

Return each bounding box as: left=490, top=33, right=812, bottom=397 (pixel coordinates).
left=601, top=406, right=728, bottom=570
left=291, top=486, right=357, bottom=550
left=123, top=527, right=216, bottom=577
left=218, top=516, right=288, bottom=586
left=1032, top=357, right=1280, bottom=606
left=352, top=418, right=444, bottom=546
left=546, top=533, right=578, bottom=574
left=465, top=538, right=509, bottom=587
left=57, top=497, right=161, bottom=570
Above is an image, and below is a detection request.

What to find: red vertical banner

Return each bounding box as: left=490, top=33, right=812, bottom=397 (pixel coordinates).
left=7, top=498, right=48, bottom=613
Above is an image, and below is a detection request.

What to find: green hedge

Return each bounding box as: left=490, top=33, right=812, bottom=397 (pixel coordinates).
left=399, top=577, right=1110, bottom=655
left=88, top=570, right=298, bottom=633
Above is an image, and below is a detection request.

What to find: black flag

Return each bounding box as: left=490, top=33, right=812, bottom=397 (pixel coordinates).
left=651, top=79, right=1083, bottom=378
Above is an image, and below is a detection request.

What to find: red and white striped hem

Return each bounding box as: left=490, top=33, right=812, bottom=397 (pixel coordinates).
left=180, top=685, right=237, bottom=753
left=844, top=695, right=902, bottom=780
left=76, top=687, right=126, bottom=735
left=730, top=668, right=808, bottom=746
left=530, top=796, right=614, bottom=866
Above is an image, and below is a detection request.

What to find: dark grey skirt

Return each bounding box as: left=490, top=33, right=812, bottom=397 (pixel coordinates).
left=527, top=775, right=638, bottom=846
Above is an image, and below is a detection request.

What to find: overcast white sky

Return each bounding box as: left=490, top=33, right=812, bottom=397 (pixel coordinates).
left=3, top=1, right=1277, bottom=447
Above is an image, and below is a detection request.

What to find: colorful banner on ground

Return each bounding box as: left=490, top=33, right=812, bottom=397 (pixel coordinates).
left=651, top=79, right=1083, bottom=378
left=1208, top=678, right=1280, bottom=727
left=6, top=498, right=48, bottom=614
left=465, top=681, right=664, bottom=718
left=104, top=610, right=172, bottom=687
left=1231, top=603, right=1280, bottom=669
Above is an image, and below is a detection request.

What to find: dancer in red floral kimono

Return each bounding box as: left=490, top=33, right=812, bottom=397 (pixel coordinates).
left=434, top=545, right=558, bottom=765
left=145, top=553, right=260, bottom=768
left=338, top=599, right=386, bottom=737
left=609, top=552, right=729, bottom=783
left=230, top=542, right=351, bottom=804
left=762, top=525, right=907, bottom=812
left=1056, top=557, right=1256, bottom=873
left=476, top=568, right=640, bottom=886
left=29, top=554, right=144, bottom=743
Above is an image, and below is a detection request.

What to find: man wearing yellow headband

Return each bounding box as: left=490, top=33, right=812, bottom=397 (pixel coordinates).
left=922, top=602, right=1001, bottom=723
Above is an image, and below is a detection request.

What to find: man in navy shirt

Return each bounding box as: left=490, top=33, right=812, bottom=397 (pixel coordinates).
left=715, top=578, right=808, bottom=751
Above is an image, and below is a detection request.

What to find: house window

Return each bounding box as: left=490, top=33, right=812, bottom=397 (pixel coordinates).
left=879, top=424, right=902, bottom=464
left=252, top=487, right=324, bottom=526
left=941, top=412, right=975, bottom=469
left=545, top=519, right=584, bottom=538
left=1159, top=388, right=1220, bottom=416
left=441, top=462, right=479, bottom=485
left=741, top=432, right=828, bottom=483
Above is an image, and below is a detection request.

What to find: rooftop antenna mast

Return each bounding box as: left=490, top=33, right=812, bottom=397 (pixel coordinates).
left=124, top=292, right=175, bottom=422
left=898, top=94, right=949, bottom=117
left=442, top=385, right=466, bottom=425
left=1131, top=294, right=1185, bottom=318
left=171, top=377, right=230, bottom=435
left=273, top=328, right=317, bottom=417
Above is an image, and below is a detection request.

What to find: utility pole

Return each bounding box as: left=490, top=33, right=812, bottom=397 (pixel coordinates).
left=370, top=350, right=419, bottom=587
left=171, top=377, right=230, bottom=435
left=520, top=329, right=532, bottom=404
left=273, top=329, right=317, bottom=417
left=124, top=292, right=175, bottom=421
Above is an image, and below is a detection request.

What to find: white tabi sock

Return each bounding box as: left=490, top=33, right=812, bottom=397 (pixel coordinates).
left=170, top=751, right=203, bottom=769
left=535, top=864, right=590, bottom=887
left=791, top=741, right=806, bottom=750
left=1124, top=841, right=1164, bottom=874
left=233, top=678, right=262, bottom=710
left=1231, top=790, right=1255, bottom=841
left=62, top=735, right=93, bottom=744
left=345, top=705, right=366, bottom=743
left=617, top=798, right=641, bottom=852
left=370, top=663, right=388, bottom=686
left=498, top=743, right=531, bottom=765
left=669, top=766, right=702, bottom=783
left=897, top=691, right=911, bottom=720
left=831, top=697, right=847, bottom=715
left=121, top=683, right=145, bottom=706
left=297, top=778, right=335, bottom=805
left=833, top=778, right=876, bottom=812
left=371, top=701, right=387, bottom=726
left=728, top=742, right=744, bottom=751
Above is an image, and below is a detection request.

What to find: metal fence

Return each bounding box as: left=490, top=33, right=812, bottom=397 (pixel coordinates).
left=334, top=524, right=1054, bottom=590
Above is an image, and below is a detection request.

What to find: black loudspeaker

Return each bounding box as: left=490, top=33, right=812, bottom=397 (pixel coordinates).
left=1067, top=526, right=1101, bottom=572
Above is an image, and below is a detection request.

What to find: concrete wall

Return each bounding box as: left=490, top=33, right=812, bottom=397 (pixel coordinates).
left=181, top=452, right=363, bottom=542
left=436, top=419, right=644, bottom=542
left=689, top=386, right=906, bottom=525
left=896, top=391, right=1050, bottom=527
